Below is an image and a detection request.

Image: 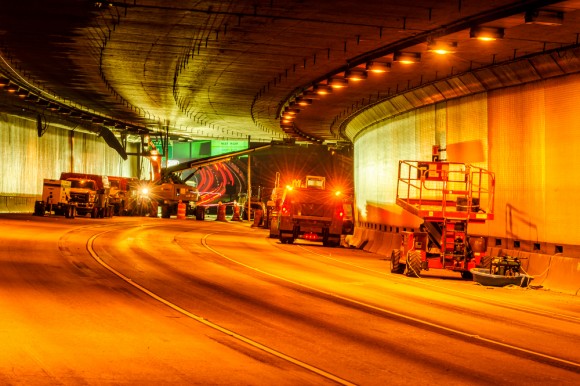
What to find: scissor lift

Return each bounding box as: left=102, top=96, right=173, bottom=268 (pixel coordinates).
left=391, top=160, right=495, bottom=278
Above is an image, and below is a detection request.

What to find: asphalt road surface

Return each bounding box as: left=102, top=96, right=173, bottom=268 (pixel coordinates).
left=1, top=214, right=579, bottom=385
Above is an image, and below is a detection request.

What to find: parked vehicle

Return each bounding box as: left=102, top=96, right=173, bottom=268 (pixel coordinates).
left=60, top=172, right=113, bottom=218
left=34, top=179, right=76, bottom=218
left=273, top=176, right=346, bottom=247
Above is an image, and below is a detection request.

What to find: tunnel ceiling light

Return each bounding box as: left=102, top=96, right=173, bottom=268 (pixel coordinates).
left=366, top=61, right=391, bottom=73
left=281, top=111, right=296, bottom=120
left=313, top=84, right=333, bottom=95
left=0, top=77, right=10, bottom=87
left=470, top=26, right=504, bottom=41
left=284, top=107, right=300, bottom=115
left=294, top=97, right=313, bottom=106
left=525, top=9, right=564, bottom=26
left=328, top=77, right=349, bottom=88
left=393, top=51, right=421, bottom=64
left=5, top=84, right=18, bottom=93
left=16, top=88, right=29, bottom=98
left=427, top=40, right=458, bottom=54
left=300, top=90, right=320, bottom=100
left=345, top=68, right=368, bottom=81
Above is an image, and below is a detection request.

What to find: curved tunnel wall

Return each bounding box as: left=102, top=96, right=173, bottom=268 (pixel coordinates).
left=349, top=72, right=580, bottom=255
left=0, top=113, right=139, bottom=210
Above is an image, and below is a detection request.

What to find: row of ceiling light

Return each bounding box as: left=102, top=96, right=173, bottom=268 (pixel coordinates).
left=280, top=8, right=564, bottom=131
left=0, top=75, right=148, bottom=133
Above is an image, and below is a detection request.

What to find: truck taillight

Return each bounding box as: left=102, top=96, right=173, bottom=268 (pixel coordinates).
left=281, top=204, right=291, bottom=216
left=336, top=206, right=344, bottom=218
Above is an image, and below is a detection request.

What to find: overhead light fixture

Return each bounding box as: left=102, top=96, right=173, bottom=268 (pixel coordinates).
left=366, top=61, right=391, bottom=73
left=281, top=111, right=296, bottom=120
left=294, top=97, right=313, bottom=106
left=300, top=90, right=320, bottom=100
left=525, top=9, right=563, bottom=26
left=470, top=26, right=504, bottom=41
left=284, top=107, right=300, bottom=116
left=0, top=77, right=9, bottom=87
left=5, top=84, right=18, bottom=93
left=328, top=77, right=349, bottom=88
left=427, top=40, right=458, bottom=54
left=345, top=68, right=368, bottom=81
left=393, top=51, right=421, bottom=64
left=16, top=88, right=29, bottom=98
left=313, top=84, right=333, bottom=95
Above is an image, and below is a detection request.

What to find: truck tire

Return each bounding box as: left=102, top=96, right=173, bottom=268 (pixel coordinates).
left=34, top=201, right=45, bottom=216
left=390, top=249, right=405, bottom=274
left=161, top=204, right=171, bottom=219
left=405, top=250, right=422, bottom=278
left=91, top=207, right=98, bottom=218
left=461, top=271, right=473, bottom=280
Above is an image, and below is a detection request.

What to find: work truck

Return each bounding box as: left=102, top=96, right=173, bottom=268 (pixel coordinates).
left=274, top=176, right=346, bottom=247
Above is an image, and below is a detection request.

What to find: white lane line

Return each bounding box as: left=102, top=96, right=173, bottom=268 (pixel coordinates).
left=296, top=244, right=580, bottom=324
left=87, top=232, right=356, bottom=386
left=203, top=233, right=580, bottom=372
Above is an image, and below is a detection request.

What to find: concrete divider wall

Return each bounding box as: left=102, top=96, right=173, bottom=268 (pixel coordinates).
left=486, top=248, right=580, bottom=295
left=347, top=226, right=402, bottom=258
left=363, top=229, right=382, bottom=252
left=0, top=195, right=38, bottom=213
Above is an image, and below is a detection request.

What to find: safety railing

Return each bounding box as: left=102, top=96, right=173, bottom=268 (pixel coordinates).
left=396, top=160, right=495, bottom=222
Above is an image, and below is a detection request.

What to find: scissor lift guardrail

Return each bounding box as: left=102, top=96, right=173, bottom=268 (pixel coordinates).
left=396, top=160, right=495, bottom=223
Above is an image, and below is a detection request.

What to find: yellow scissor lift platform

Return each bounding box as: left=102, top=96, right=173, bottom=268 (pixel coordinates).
left=393, top=160, right=495, bottom=277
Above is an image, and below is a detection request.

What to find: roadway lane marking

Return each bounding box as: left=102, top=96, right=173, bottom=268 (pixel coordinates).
left=295, top=244, right=580, bottom=324
left=87, top=232, right=356, bottom=386
left=202, top=232, right=580, bottom=373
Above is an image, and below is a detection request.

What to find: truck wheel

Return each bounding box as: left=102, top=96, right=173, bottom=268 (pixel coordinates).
left=405, top=250, right=422, bottom=278
left=461, top=271, right=473, bottom=280
left=161, top=205, right=171, bottom=219
left=34, top=201, right=45, bottom=216
left=91, top=207, right=98, bottom=218
left=390, top=249, right=405, bottom=274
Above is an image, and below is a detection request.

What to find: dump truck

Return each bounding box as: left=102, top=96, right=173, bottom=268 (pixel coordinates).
left=60, top=172, right=113, bottom=218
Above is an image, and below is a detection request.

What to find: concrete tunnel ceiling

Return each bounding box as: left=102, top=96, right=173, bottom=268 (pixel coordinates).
left=0, top=0, right=579, bottom=149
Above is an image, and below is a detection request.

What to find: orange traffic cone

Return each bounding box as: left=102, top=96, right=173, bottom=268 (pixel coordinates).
left=231, top=203, right=241, bottom=221
left=216, top=202, right=227, bottom=222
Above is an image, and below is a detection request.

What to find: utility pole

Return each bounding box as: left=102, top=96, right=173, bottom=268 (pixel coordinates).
left=247, top=154, right=251, bottom=221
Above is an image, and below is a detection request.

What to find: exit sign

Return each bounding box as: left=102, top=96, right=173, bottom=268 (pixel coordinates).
left=151, top=139, right=173, bottom=159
